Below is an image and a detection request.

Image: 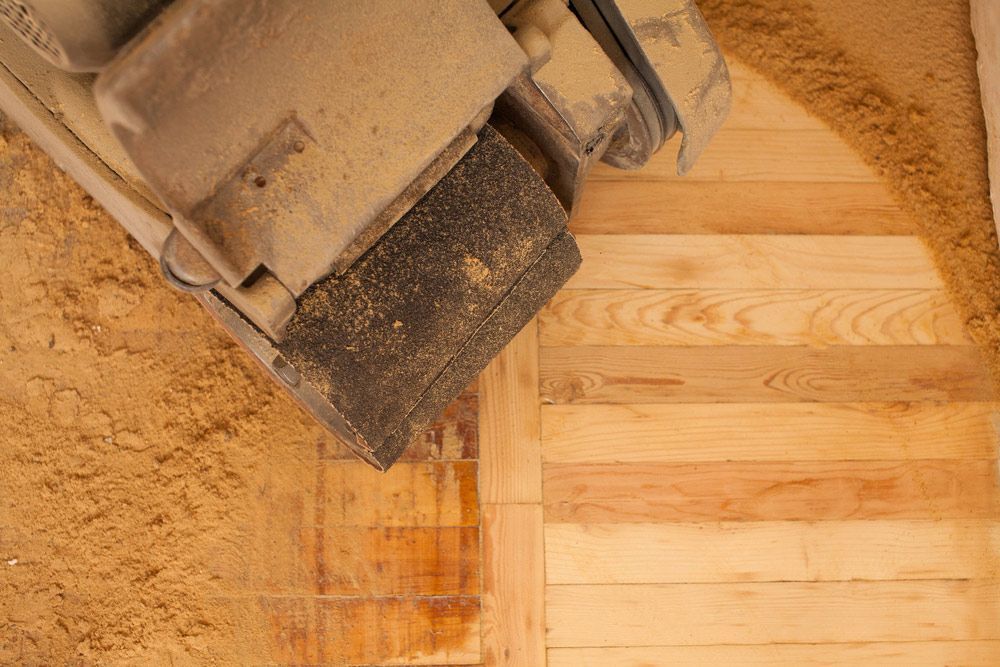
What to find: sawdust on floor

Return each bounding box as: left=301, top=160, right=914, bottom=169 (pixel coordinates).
left=701, top=0, right=1000, bottom=385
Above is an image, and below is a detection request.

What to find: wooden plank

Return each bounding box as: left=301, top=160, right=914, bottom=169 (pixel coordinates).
left=317, top=389, right=479, bottom=461
left=539, top=289, right=969, bottom=347
left=260, top=595, right=480, bottom=665
left=591, top=128, right=878, bottom=183
left=567, top=235, right=941, bottom=290
left=971, top=0, right=1000, bottom=244
left=317, top=461, right=479, bottom=527
left=548, top=640, right=1000, bottom=666
left=251, top=526, right=479, bottom=596
left=539, top=345, right=992, bottom=404
left=543, top=460, right=1000, bottom=523
left=479, top=321, right=542, bottom=504
left=544, top=520, right=1000, bottom=584
left=481, top=504, right=545, bottom=667
left=540, top=403, right=1000, bottom=463
left=571, top=181, right=914, bottom=235
left=723, top=60, right=828, bottom=131
left=545, top=581, right=1000, bottom=647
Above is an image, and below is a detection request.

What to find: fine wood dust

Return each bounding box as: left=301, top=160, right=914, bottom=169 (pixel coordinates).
left=700, top=0, right=1000, bottom=385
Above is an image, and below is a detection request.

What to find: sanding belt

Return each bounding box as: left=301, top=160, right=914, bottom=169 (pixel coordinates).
left=238, top=124, right=580, bottom=469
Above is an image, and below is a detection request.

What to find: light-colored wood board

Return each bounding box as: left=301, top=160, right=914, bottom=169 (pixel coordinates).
left=971, top=0, right=1000, bottom=245
left=571, top=180, right=913, bottom=236
left=481, top=504, right=546, bottom=667
left=591, top=129, right=878, bottom=183
left=540, top=289, right=969, bottom=347
left=540, top=402, right=1000, bottom=463
left=479, top=321, right=542, bottom=504
left=723, top=60, right=829, bottom=131
left=545, top=581, right=1000, bottom=647
left=539, top=345, right=993, bottom=404
left=544, top=520, right=1000, bottom=584
left=259, top=595, right=481, bottom=665
left=313, top=461, right=479, bottom=527
left=249, top=526, right=479, bottom=596
left=543, top=460, right=1000, bottom=523
left=566, top=235, right=941, bottom=290
left=548, top=640, right=1000, bottom=666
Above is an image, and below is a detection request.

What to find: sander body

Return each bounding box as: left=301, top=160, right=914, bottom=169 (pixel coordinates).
left=0, top=0, right=731, bottom=469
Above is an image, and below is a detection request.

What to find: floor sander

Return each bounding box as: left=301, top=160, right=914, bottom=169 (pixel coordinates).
left=0, top=0, right=730, bottom=469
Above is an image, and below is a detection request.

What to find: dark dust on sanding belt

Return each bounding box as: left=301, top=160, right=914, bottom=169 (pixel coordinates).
left=279, top=124, right=581, bottom=468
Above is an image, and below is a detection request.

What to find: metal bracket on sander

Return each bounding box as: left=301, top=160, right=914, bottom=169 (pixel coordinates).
left=200, top=124, right=581, bottom=470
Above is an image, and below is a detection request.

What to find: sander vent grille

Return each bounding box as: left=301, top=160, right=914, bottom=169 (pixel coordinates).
left=0, top=0, right=63, bottom=64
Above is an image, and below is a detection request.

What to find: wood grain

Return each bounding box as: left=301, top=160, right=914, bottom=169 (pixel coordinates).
left=546, top=581, right=1000, bottom=647
left=479, top=321, right=542, bottom=504
left=543, top=460, right=1000, bottom=523
left=971, top=0, right=1000, bottom=243
left=539, top=345, right=993, bottom=404
left=251, top=526, right=480, bottom=596
left=261, top=595, right=481, bottom=665
left=548, top=640, right=1000, bottom=666
left=567, top=235, right=941, bottom=290
left=540, top=289, right=969, bottom=347
left=544, top=520, right=1000, bottom=584
left=481, top=504, right=545, bottom=667
left=571, top=181, right=914, bottom=235
left=318, top=461, right=479, bottom=527
left=590, top=128, right=878, bottom=183
left=540, top=402, right=1000, bottom=463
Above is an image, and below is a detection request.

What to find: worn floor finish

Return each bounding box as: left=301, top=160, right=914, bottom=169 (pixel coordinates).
left=479, top=62, right=1000, bottom=666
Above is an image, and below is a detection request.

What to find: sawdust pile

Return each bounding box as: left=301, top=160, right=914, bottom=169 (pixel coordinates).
left=701, top=0, right=1000, bottom=382
left=0, top=116, right=312, bottom=663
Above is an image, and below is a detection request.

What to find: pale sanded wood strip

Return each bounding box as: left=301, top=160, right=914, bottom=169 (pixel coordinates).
left=481, top=504, right=546, bottom=667
left=479, top=321, right=542, bottom=504
left=543, top=460, right=1000, bottom=523
left=971, top=0, right=1000, bottom=244
left=571, top=181, right=913, bottom=235
left=723, top=60, right=828, bottom=131
left=548, top=640, right=1000, bottom=667
left=567, top=235, right=941, bottom=290
left=544, top=520, right=1000, bottom=584
left=591, top=129, right=878, bottom=183
left=540, top=289, right=969, bottom=347
left=546, top=581, right=1000, bottom=647
left=540, top=403, right=999, bottom=463
left=539, top=346, right=993, bottom=405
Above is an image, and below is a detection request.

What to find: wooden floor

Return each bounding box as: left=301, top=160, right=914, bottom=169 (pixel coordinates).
left=479, top=62, right=1000, bottom=666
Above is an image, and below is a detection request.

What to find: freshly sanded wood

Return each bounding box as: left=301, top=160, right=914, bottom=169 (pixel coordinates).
left=539, top=345, right=993, bottom=404
left=572, top=180, right=914, bottom=235
left=546, top=581, right=1000, bottom=647
left=567, top=234, right=941, bottom=290
left=479, top=321, right=542, bottom=504
left=549, top=642, right=1000, bottom=667
left=481, top=504, right=546, bottom=667
left=592, top=128, right=879, bottom=182
left=541, top=402, right=999, bottom=463
left=543, top=460, right=1000, bottom=523
left=545, top=520, right=1000, bottom=584
left=971, top=0, right=1000, bottom=245
left=540, top=288, right=969, bottom=346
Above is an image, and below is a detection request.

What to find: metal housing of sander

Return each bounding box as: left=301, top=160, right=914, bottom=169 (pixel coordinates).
left=0, top=0, right=731, bottom=469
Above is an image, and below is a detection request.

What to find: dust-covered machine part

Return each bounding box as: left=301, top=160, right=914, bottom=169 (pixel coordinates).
left=0, top=0, right=731, bottom=469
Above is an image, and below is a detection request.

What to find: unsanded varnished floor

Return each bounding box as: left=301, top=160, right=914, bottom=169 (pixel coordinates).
left=478, top=61, right=1000, bottom=666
